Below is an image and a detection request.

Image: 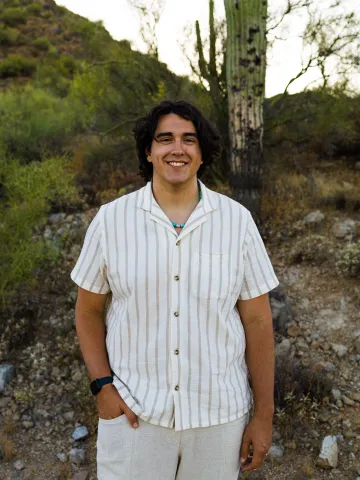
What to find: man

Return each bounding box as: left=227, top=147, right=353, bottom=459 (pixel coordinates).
left=71, top=100, right=279, bottom=479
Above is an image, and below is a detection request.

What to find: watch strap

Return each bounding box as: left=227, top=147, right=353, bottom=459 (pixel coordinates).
left=90, top=375, right=113, bottom=395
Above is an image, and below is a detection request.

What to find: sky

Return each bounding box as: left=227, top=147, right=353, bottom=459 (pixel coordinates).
left=55, top=0, right=359, bottom=98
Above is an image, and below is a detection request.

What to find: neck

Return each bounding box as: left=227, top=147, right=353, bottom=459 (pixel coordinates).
left=151, top=177, right=199, bottom=211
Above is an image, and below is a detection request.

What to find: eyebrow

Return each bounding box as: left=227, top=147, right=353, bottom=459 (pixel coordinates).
left=154, top=132, right=198, bottom=139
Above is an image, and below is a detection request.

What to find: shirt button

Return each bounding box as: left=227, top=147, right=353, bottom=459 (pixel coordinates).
left=174, top=349, right=179, bottom=355
left=174, top=312, right=179, bottom=317
left=175, top=385, right=179, bottom=391
left=174, top=275, right=180, bottom=281
left=176, top=241, right=180, bottom=246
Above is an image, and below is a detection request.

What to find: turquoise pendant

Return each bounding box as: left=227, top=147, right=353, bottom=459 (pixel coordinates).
left=171, top=221, right=185, bottom=228
left=170, top=180, right=202, bottom=230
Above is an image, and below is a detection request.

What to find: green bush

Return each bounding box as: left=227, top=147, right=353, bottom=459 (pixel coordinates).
left=57, top=55, right=77, bottom=75
left=0, top=55, right=36, bottom=78
left=0, top=155, right=79, bottom=304
left=0, top=26, right=20, bottom=45
left=27, top=2, right=42, bottom=14
left=56, top=5, right=67, bottom=15
left=0, top=86, right=80, bottom=162
left=31, top=36, right=51, bottom=52
left=47, top=44, right=58, bottom=58
left=335, top=242, right=360, bottom=277
left=35, top=62, right=71, bottom=95
left=4, top=0, right=21, bottom=5
left=2, top=7, right=27, bottom=26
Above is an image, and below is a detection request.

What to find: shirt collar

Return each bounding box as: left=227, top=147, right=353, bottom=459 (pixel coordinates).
left=137, top=179, right=219, bottom=214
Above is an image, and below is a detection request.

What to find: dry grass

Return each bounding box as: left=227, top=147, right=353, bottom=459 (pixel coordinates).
left=301, top=455, right=315, bottom=478
left=262, top=171, right=313, bottom=227
left=3, top=416, right=15, bottom=435
left=262, top=159, right=360, bottom=227
left=0, top=434, right=15, bottom=461
left=55, top=462, right=72, bottom=480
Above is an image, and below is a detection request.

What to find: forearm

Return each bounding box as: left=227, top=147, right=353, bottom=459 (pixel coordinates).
left=244, top=317, right=275, bottom=418
left=75, top=309, right=111, bottom=381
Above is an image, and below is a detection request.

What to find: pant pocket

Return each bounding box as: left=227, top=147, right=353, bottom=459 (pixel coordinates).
left=97, top=415, right=135, bottom=479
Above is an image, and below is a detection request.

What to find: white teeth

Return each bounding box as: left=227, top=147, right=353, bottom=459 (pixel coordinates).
left=169, top=162, right=185, bottom=166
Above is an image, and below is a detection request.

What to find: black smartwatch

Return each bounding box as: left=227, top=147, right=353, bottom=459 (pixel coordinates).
left=90, top=375, right=113, bottom=395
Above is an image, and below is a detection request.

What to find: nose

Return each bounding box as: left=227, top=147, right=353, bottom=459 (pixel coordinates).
left=171, top=140, right=184, bottom=155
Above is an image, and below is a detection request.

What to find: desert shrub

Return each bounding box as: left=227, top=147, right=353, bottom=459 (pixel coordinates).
left=0, top=85, right=80, bottom=162
left=274, top=354, right=332, bottom=429
left=47, top=44, right=58, bottom=58
left=275, top=354, right=332, bottom=407
left=79, top=139, right=136, bottom=194
left=35, top=63, right=70, bottom=95
left=0, top=55, right=36, bottom=78
left=56, top=5, right=67, bottom=15
left=335, top=242, right=360, bottom=277
left=0, top=26, right=20, bottom=45
left=27, top=2, right=41, bottom=14
left=31, top=36, right=50, bottom=51
left=0, top=155, right=79, bottom=304
left=287, top=234, right=333, bottom=265
left=2, top=7, right=27, bottom=26
left=2, top=0, right=21, bottom=6
left=57, top=55, right=77, bottom=76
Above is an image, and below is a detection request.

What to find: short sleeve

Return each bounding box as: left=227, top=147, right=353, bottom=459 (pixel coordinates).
left=239, top=212, right=279, bottom=300
left=70, top=207, right=110, bottom=294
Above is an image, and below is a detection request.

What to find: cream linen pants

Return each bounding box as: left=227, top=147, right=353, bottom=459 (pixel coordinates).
left=97, top=413, right=249, bottom=480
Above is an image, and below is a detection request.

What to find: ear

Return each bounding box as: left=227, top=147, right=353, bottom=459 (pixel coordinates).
left=145, top=147, right=152, bottom=162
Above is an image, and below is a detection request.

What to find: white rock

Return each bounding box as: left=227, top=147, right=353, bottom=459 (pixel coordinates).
left=332, top=219, right=356, bottom=238
left=72, top=425, right=89, bottom=441
left=0, top=364, right=15, bottom=393
left=275, top=338, right=291, bottom=356
left=267, top=444, right=284, bottom=459
left=318, top=435, right=338, bottom=468
left=14, top=460, right=25, bottom=471
left=331, top=389, right=341, bottom=401
left=304, top=211, right=325, bottom=224
left=331, top=343, right=348, bottom=358
left=69, top=448, right=85, bottom=466
left=57, top=453, right=67, bottom=463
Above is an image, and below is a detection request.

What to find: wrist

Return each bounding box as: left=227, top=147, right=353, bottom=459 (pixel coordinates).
left=253, top=404, right=274, bottom=420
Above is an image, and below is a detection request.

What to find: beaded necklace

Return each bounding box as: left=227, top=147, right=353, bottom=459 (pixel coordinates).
left=170, top=180, right=202, bottom=229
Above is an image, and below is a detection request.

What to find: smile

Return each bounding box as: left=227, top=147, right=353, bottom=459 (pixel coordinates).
left=168, top=162, right=186, bottom=167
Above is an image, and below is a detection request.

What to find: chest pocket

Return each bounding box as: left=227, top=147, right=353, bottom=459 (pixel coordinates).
left=191, top=252, right=232, bottom=299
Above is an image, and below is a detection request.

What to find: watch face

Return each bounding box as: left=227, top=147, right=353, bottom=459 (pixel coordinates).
left=90, top=380, right=100, bottom=395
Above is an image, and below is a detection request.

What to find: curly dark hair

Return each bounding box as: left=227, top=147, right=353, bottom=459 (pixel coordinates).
left=133, top=100, right=221, bottom=182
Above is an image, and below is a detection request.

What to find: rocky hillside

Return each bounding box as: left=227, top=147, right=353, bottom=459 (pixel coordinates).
left=0, top=178, right=359, bottom=479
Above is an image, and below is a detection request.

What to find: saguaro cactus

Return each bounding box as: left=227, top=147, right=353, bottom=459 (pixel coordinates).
left=224, top=0, right=267, bottom=217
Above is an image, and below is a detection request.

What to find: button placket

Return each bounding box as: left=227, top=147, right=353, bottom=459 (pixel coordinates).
left=171, top=236, right=181, bottom=401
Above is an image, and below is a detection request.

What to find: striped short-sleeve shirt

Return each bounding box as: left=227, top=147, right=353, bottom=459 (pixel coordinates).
left=71, top=180, right=279, bottom=431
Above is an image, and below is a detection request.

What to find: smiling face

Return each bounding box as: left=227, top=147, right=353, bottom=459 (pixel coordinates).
left=147, top=113, right=203, bottom=187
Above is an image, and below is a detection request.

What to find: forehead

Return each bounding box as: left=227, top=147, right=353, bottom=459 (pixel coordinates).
left=154, top=113, right=196, bottom=133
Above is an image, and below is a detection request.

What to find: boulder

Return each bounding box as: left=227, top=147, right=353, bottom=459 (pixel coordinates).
left=303, top=211, right=325, bottom=224
left=330, top=343, right=348, bottom=358
left=317, top=436, right=338, bottom=469
left=0, top=364, right=15, bottom=393
left=332, top=219, right=357, bottom=239
left=269, top=284, right=292, bottom=333
left=69, top=448, right=85, bottom=466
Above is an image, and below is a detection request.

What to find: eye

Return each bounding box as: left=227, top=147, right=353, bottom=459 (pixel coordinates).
left=184, top=137, right=196, bottom=144
left=158, top=137, right=172, bottom=144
